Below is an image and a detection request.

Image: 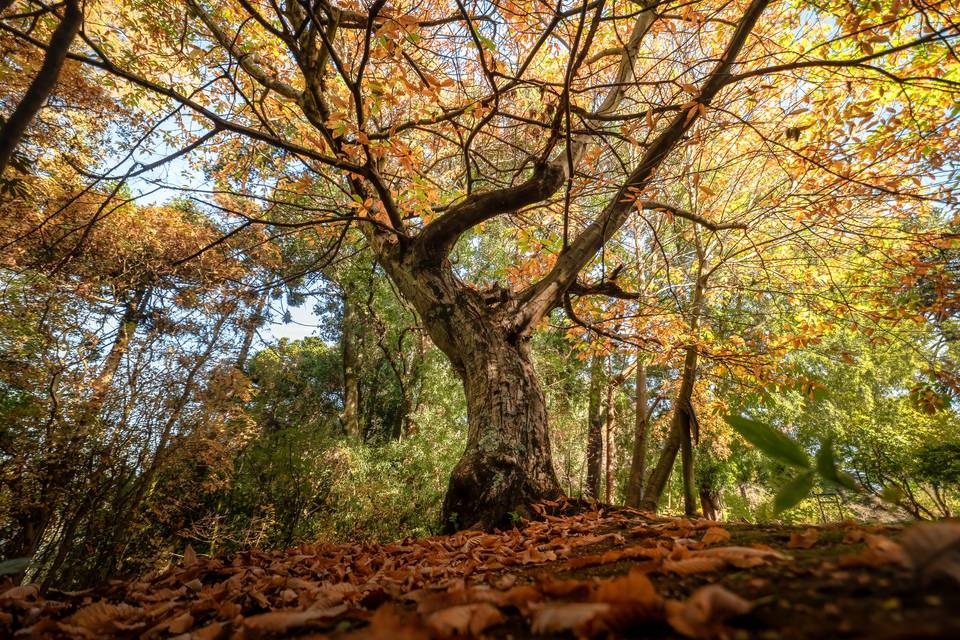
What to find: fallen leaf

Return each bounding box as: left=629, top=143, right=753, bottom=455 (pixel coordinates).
left=424, top=603, right=504, bottom=637
left=787, top=528, right=819, bottom=549
left=242, top=604, right=347, bottom=636
left=663, top=557, right=727, bottom=574
left=692, top=546, right=789, bottom=568
left=529, top=602, right=611, bottom=634
left=183, top=544, right=198, bottom=567
left=900, top=521, right=960, bottom=585
left=701, top=527, right=731, bottom=545
left=65, top=601, right=144, bottom=634
left=666, top=585, right=752, bottom=639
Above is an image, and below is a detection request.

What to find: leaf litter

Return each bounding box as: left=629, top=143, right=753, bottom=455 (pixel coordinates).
left=1, top=502, right=958, bottom=639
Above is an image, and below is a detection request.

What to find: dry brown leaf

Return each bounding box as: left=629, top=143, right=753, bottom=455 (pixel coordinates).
left=424, top=603, right=504, bottom=637
left=787, top=528, right=819, bottom=549
left=900, top=521, right=960, bottom=585
left=192, top=620, right=226, bottom=640
left=566, top=544, right=661, bottom=570
left=66, top=601, right=144, bottom=634
left=346, top=605, right=431, bottom=640
left=142, top=610, right=194, bottom=639
left=529, top=602, right=611, bottom=634
left=182, top=544, right=198, bottom=567
left=663, top=557, right=727, bottom=574
left=700, top=527, right=731, bottom=545
left=692, top=546, right=789, bottom=568
left=666, top=585, right=752, bottom=639
left=592, top=568, right=662, bottom=609
left=0, top=584, right=38, bottom=603
left=242, top=604, right=347, bottom=636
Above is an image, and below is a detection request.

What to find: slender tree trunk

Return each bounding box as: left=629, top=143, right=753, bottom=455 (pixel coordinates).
left=341, top=296, right=362, bottom=439
left=586, top=354, right=604, bottom=500
left=680, top=418, right=698, bottom=516
left=699, top=483, right=720, bottom=520
left=625, top=362, right=650, bottom=507
left=604, top=379, right=616, bottom=503
left=236, top=290, right=267, bottom=371
left=640, top=275, right=705, bottom=511
left=0, top=0, right=82, bottom=175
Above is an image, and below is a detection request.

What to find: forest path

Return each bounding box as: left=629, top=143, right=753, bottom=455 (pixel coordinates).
left=2, top=503, right=958, bottom=639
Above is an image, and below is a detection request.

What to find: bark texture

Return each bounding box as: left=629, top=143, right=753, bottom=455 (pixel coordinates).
left=341, top=296, right=362, bottom=439
left=625, top=363, right=650, bottom=507
left=375, top=248, right=562, bottom=532
left=585, top=354, right=604, bottom=500
left=0, top=0, right=82, bottom=175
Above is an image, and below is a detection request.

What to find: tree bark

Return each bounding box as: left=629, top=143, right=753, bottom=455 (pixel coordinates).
left=236, top=291, right=267, bottom=371
left=625, top=362, right=650, bottom=507
left=0, top=0, right=82, bottom=176
left=640, top=275, right=705, bottom=511
left=604, top=378, right=616, bottom=503
left=680, top=416, right=698, bottom=516
left=586, top=353, right=604, bottom=500
left=699, top=483, right=720, bottom=520
left=341, top=296, right=362, bottom=439
left=373, top=251, right=561, bottom=532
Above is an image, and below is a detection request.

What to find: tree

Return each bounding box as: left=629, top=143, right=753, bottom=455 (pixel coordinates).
left=3, top=0, right=958, bottom=529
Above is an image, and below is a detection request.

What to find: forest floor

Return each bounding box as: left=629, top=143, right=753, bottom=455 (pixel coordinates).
left=2, top=502, right=959, bottom=639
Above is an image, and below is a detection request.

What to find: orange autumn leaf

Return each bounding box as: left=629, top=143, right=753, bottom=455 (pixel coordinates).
left=663, top=557, right=727, bottom=574
left=424, top=603, right=504, bottom=637
left=529, top=602, right=612, bottom=634
left=787, top=528, right=819, bottom=549
left=701, top=527, right=732, bottom=545
left=666, top=585, right=752, bottom=639
left=241, top=604, right=347, bottom=636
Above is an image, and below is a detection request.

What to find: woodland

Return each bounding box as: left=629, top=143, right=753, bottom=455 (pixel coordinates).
left=0, top=0, right=959, bottom=637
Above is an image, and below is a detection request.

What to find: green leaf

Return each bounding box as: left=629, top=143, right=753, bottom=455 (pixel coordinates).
left=478, top=35, right=497, bottom=52
left=880, top=485, right=904, bottom=504
left=815, top=438, right=858, bottom=491
left=724, top=415, right=810, bottom=468
left=0, top=557, right=29, bottom=576
left=774, top=471, right=815, bottom=514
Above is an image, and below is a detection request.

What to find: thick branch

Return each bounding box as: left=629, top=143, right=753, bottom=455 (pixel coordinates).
left=0, top=0, right=81, bottom=176
left=412, top=3, right=657, bottom=266
left=413, top=163, right=565, bottom=266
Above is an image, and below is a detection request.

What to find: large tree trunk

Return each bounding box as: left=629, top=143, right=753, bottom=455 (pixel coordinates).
left=440, top=329, right=561, bottom=531
left=585, top=354, right=605, bottom=500
left=376, top=253, right=561, bottom=532
left=625, top=363, right=650, bottom=507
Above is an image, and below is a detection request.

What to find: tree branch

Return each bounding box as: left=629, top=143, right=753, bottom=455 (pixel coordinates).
left=412, top=2, right=658, bottom=266
left=0, top=0, right=81, bottom=176
left=513, top=0, right=771, bottom=335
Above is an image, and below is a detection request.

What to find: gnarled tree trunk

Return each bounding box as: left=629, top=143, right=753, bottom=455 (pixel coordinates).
left=376, top=255, right=561, bottom=532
